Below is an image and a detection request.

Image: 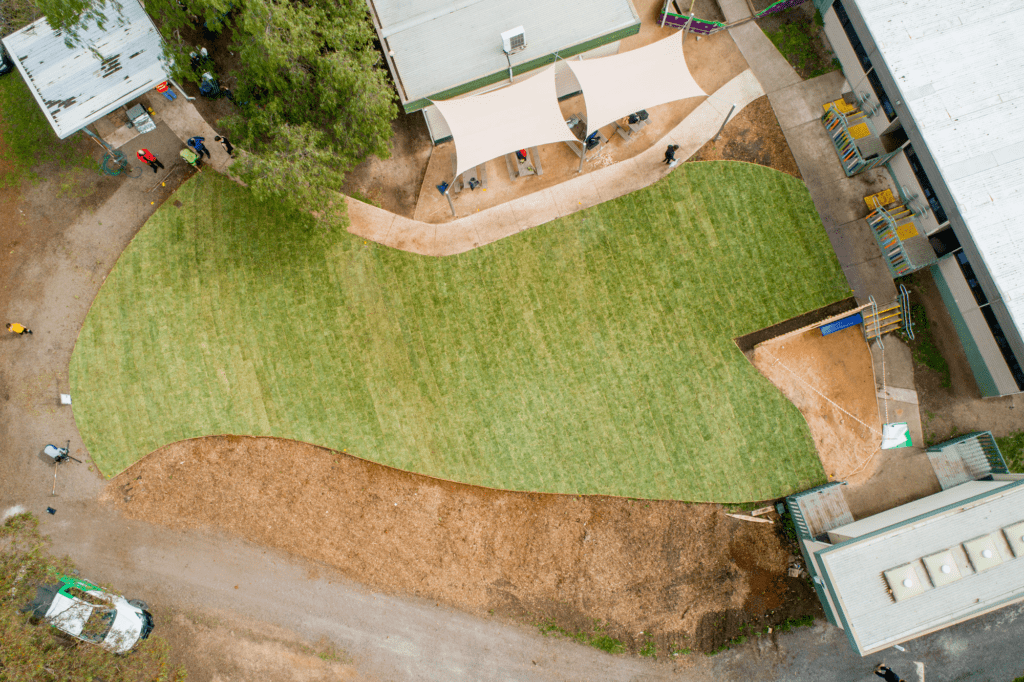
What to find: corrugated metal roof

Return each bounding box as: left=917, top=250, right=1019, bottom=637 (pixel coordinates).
left=368, top=0, right=639, bottom=103
left=1, top=0, right=167, bottom=139
left=854, top=0, right=1024, bottom=341
left=816, top=479, right=1024, bottom=654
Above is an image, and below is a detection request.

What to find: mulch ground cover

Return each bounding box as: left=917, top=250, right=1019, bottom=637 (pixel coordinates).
left=104, top=435, right=821, bottom=656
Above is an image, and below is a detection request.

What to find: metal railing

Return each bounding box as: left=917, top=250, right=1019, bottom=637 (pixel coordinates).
left=866, top=205, right=913, bottom=277
left=822, top=103, right=896, bottom=176
left=898, top=283, right=914, bottom=340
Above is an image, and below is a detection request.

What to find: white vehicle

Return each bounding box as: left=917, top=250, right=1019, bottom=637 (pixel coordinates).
left=27, top=576, right=154, bottom=654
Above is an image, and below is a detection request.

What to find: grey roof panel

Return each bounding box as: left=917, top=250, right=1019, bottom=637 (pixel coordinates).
left=855, top=0, right=1024, bottom=343
left=2, top=0, right=167, bottom=139
left=817, top=480, right=1024, bottom=654
left=370, top=0, right=639, bottom=102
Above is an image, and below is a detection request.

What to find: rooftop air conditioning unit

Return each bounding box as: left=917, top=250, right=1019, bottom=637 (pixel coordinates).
left=501, top=26, right=526, bottom=54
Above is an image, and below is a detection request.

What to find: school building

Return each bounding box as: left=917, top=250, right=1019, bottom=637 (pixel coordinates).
left=812, top=0, right=1024, bottom=397
left=788, top=432, right=1024, bottom=655
left=363, top=0, right=641, bottom=142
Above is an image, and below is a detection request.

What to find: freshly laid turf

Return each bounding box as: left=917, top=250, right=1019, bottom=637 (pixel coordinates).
left=71, top=162, right=849, bottom=501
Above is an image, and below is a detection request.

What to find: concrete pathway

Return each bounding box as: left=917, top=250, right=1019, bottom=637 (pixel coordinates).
left=139, top=87, right=235, bottom=174
left=346, top=69, right=764, bottom=256
left=727, top=10, right=895, bottom=305
left=725, top=3, right=938, bottom=519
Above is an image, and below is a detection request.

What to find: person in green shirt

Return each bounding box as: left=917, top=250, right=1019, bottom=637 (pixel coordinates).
left=180, top=147, right=201, bottom=169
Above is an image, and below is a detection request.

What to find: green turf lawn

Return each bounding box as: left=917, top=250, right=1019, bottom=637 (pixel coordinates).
left=70, top=162, right=850, bottom=501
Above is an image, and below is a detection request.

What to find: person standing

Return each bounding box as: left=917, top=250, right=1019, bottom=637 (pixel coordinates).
left=7, top=322, right=32, bottom=335
left=187, top=136, right=211, bottom=159
left=214, top=135, right=234, bottom=157
left=664, top=144, right=680, bottom=166
left=136, top=148, right=165, bottom=173
left=874, top=664, right=904, bottom=682
left=180, top=147, right=202, bottom=169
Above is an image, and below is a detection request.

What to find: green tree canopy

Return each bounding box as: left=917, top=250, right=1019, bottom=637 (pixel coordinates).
left=30, top=0, right=397, bottom=225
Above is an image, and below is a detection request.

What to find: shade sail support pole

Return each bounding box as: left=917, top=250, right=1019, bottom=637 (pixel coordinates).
left=713, top=103, right=737, bottom=142
left=445, top=188, right=456, bottom=216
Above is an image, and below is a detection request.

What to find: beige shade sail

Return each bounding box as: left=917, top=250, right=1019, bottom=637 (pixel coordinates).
left=431, top=67, right=577, bottom=179
left=566, top=32, right=707, bottom=137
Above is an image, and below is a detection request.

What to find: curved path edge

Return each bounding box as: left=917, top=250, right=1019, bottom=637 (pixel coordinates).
left=346, top=69, right=765, bottom=257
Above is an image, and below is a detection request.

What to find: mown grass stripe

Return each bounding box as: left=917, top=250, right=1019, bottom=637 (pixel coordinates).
left=70, top=162, right=848, bottom=501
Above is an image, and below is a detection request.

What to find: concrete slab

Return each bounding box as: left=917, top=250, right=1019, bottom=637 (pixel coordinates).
left=506, top=190, right=559, bottom=233
left=825, top=219, right=887, bottom=267
left=728, top=21, right=802, bottom=93
left=841, top=256, right=896, bottom=303
left=783, top=120, right=852, bottom=190
left=387, top=217, right=435, bottom=254
left=878, top=386, right=919, bottom=404
left=141, top=90, right=233, bottom=173
left=718, top=0, right=752, bottom=23
left=872, top=337, right=918, bottom=392
left=434, top=221, right=484, bottom=256
left=811, top=169, right=891, bottom=229
left=115, top=121, right=186, bottom=181
left=591, top=156, right=652, bottom=204
left=346, top=199, right=397, bottom=245
left=468, top=204, right=521, bottom=247
left=548, top=176, right=603, bottom=217
left=768, top=70, right=848, bottom=132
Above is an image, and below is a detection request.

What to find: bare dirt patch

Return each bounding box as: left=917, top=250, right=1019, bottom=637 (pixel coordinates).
left=751, top=325, right=882, bottom=484
left=341, top=109, right=433, bottom=219
left=104, top=436, right=820, bottom=655
left=901, top=271, right=1023, bottom=444
left=688, top=95, right=801, bottom=178
left=160, top=607, right=371, bottom=682
left=756, top=3, right=838, bottom=81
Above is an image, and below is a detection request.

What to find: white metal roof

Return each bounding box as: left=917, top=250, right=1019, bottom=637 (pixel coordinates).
left=815, top=479, right=1024, bottom=655
left=1, top=0, right=167, bottom=139
left=368, top=0, right=640, bottom=104
left=853, top=0, right=1024, bottom=337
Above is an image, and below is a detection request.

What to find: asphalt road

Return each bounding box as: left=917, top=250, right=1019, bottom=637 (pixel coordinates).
left=2, top=157, right=1022, bottom=682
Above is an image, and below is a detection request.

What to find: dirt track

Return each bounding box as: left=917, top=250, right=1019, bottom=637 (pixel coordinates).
left=106, top=435, right=819, bottom=654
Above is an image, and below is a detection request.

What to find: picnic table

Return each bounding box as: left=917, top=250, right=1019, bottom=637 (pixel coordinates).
left=613, top=110, right=650, bottom=144
left=505, top=147, right=543, bottom=181
left=564, top=112, right=607, bottom=159
left=449, top=155, right=488, bottom=194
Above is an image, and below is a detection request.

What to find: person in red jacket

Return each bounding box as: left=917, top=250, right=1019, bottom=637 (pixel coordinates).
left=136, top=148, right=165, bottom=173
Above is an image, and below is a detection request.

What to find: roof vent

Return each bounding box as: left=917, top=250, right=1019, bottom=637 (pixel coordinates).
left=501, top=26, right=526, bottom=54
left=884, top=562, right=931, bottom=601
left=922, top=549, right=963, bottom=587
left=1003, top=521, right=1024, bottom=557
left=964, top=534, right=1005, bottom=573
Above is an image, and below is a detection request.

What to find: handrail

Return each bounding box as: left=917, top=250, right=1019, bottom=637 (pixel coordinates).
left=898, top=283, right=914, bottom=340
left=865, top=295, right=883, bottom=349
left=867, top=205, right=913, bottom=276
